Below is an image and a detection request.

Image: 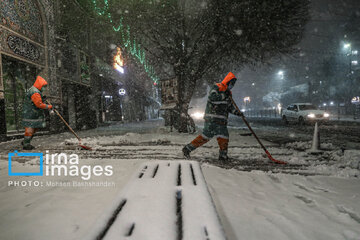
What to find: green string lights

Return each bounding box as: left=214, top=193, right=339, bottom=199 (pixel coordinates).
left=93, top=0, right=108, bottom=15
left=92, top=0, right=159, bottom=84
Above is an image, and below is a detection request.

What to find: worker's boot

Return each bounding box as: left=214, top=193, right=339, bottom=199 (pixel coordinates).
left=217, top=137, right=229, bottom=162
left=22, top=136, right=35, bottom=150
left=182, top=144, right=194, bottom=159
left=218, top=150, right=229, bottom=162
left=183, top=134, right=210, bottom=159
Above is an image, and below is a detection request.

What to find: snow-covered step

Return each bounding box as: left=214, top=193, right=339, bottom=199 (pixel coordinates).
left=85, top=161, right=226, bottom=240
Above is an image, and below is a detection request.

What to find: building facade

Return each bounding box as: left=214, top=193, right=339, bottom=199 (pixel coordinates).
left=0, top=0, right=56, bottom=140
left=0, top=0, right=160, bottom=141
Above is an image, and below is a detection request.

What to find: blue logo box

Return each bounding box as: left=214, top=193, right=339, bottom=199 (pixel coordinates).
left=8, top=150, right=43, bottom=176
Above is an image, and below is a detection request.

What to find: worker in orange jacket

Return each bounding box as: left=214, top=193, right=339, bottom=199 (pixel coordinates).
left=183, top=72, right=243, bottom=161
left=22, top=74, right=52, bottom=150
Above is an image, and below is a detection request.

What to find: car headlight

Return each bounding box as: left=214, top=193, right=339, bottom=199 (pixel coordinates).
left=324, top=113, right=330, bottom=118
left=307, top=113, right=315, bottom=118
left=191, top=112, right=204, bottom=119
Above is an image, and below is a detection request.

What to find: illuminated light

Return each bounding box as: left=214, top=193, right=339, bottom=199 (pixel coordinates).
left=191, top=112, right=204, bottom=119
left=278, top=70, right=284, bottom=79
left=113, top=47, right=125, bottom=74
left=244, top=96, right=251, bottom=103
left=307, top=113, right=315, bottom=118
left=241, top=109, right=246, bottom=112
left=344, top=43, right=351, bottom=49
left=323, top=103, right=327, bottom=106
left=92, top=0, right=109, bottom=16
left=277, top=103, right=282, bottom=114
left=251, top=82, right=255, bottom=86
left=119, top=88, right=126, bottom=95
left=352, top=50, right=358, bottom=55
left=351, top=60, right=358, bottom=65
left=330, top=101, right=334, bottom=105
left=92, top=0, right=159, bottom=84
left=324, top=113, right=330, bottom=118
left=351, top=96, right=360, bottom=104
left=115, top=65, right=124, bottom=73
left=104, top=95, right=112, bottom=99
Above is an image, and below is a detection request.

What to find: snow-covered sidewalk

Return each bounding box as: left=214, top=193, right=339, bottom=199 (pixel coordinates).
left=1, top=160, right=359, bottom=240
left=0, top=121, right=359, bottom=239
left=204, top=166, right=360, bottom=240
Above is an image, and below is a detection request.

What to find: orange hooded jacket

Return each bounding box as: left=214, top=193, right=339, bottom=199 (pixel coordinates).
left=31, top=76, right=50, bottom=109
left=216, top=72, right=236, bottom=92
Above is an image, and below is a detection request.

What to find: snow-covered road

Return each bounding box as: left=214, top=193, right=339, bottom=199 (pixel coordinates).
left=0, top=120, right=359, bottom=239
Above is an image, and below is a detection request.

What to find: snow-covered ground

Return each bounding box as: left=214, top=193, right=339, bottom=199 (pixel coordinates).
left=205, top=166, right=360, bottom=240
left=0, top=120, right=359, bottom=239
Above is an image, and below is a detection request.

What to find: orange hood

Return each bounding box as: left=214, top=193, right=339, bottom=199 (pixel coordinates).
left=33, top=75, right=48, bottom=91
left=216, top=72, right=236, bottom=92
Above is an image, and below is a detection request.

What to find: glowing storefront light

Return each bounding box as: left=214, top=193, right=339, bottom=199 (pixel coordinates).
left=91, top=0, right=159, bottom=84
left=113, top=47, right=125, bottom=74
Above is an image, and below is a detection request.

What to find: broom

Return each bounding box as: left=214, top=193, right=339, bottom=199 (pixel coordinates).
left=46, top=100, right=92, bottom=150
left=230, top=96, right=286, bottom=164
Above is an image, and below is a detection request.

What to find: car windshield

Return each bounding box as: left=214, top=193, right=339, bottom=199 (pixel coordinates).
left=298, top=105, right=318, bottom=110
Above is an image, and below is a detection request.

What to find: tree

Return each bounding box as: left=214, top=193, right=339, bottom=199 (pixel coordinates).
left=88, top=0, right=310, bottom=131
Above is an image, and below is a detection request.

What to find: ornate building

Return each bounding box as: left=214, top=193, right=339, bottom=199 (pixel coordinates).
left=0, top=0, right=160, bottom=141
left=0, top=0, right=57, bottom=140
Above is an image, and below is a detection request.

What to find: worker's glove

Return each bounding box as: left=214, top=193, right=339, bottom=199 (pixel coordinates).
left=47, top=104, right=53, bottom=110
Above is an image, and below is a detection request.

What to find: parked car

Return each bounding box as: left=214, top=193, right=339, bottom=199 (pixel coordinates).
left=281, top=103, right=330, bottom=125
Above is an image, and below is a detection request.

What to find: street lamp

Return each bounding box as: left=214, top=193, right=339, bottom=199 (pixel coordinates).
left=278, top=70, right=284, bottom=79
left=343, top=42, right=358, bottom=92
left=276, top=70, right=285, bottom=92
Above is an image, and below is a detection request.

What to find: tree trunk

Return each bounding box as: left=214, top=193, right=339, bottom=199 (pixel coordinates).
left=174, top=71, right=197, bottom=133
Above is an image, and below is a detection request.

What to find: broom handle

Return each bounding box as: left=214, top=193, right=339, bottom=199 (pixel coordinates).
left=230, top=96, right=267, bottom=152
left=46, top=100, right=81, bottom=142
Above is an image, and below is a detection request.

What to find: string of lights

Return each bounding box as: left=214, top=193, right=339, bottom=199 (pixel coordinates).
left=92, top=0, right=159, bottom=85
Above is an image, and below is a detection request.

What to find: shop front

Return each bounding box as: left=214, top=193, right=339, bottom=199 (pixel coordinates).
left=0, top=0, right=48, bottom=138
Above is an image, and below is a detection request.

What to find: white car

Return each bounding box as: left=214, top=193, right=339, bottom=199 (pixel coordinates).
left=281, top=103, right=330, bottom=125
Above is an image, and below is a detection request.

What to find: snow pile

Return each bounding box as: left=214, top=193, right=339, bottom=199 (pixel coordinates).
left=343, top=150, right=360, bottom=170
left=203, top=165, right=360, bottom=240
left=64, top=132, right=172, bottom=149
left=284, top=141, right=311, bottom=151
left=284, top=141, right=336, bottom=151
left=287, top=156, right=308, bottom=165
left=311, top=164, right=360, bottom=178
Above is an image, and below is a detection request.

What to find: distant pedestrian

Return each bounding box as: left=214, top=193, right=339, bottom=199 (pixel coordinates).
left=182, top=72, right=243, bottom=161
left=22, top=74, right=52, bottom=150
